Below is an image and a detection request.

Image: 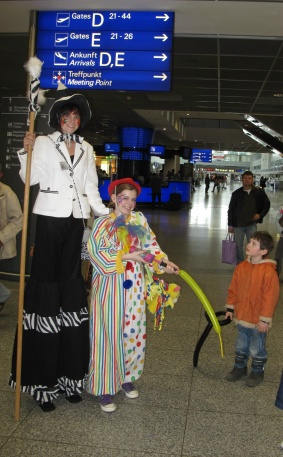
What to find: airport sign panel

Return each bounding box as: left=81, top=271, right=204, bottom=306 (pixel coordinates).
left=35, top=10, right=174, bottom=91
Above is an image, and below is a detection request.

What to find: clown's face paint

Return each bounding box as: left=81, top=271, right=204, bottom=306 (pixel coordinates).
left=113, top=190, right=137, bottom=216
left=60, top=111, right=81, bottom=134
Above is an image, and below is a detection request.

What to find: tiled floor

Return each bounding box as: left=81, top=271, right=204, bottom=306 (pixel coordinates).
left=1, top=181, right=283, bottom=456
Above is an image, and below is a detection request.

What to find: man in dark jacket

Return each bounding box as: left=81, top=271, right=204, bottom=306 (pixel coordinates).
left=228, top=171, right=270, bottom=264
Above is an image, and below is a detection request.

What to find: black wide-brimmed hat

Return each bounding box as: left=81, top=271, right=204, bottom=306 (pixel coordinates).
left=48, top=82, right=92, bottom=129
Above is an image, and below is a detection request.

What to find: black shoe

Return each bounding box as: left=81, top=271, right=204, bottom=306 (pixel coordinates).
left=226, top=366, right=247, bottom=382
left=66, top=394, right=82, bottom=403
left=38, top=401, right=56, bottom=412
left=246, top=371, right=264, bottom=387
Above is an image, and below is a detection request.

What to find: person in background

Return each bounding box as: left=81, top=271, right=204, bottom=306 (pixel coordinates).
left=96, top=166, right=105, bottom=181
left=168, top=169, right=175, bottom=181
left=0, top=163, right=23, bottom=312
left=275, top=369, right=283, bottom=410
left=269, top=176, right=275, bottom=190
left=150, top=172, right=162, bottom=208
left=9, top=83, right=110, bottom=412
left=221, top=176, right=227, bottom=190
left=225, top=231, right=279, bottom=387
left=86, top=178, right=179, bottom=412
left=274, top=203, right=283, bottom=280
left=260, top=176, right=268, bottom=190
left=228, top=171, right=270, bottom=264
left=211, top=175, right=220, bottom=193
left=205, top=174, right=210, bottom=193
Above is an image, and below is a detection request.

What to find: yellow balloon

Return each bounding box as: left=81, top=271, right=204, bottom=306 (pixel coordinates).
left=179, top=270, right=224, bottom=357
left=179, top=270, right=220, bottom=333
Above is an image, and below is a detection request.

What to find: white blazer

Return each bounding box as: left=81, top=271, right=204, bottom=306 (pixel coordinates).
left=18, top=131, right=109, bottom=218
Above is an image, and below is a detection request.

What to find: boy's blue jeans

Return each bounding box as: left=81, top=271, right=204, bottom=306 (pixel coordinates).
left=234, top=323, right=267, bottom=373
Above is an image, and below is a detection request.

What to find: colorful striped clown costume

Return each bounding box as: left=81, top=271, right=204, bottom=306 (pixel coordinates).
left=86, top=211, right=167, bottom=396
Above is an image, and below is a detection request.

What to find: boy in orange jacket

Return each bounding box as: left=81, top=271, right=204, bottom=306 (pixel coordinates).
left=225, top=231, right=279, bottom=387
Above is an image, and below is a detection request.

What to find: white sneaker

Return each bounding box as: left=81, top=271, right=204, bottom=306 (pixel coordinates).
left=122, top=382, right=139, bottom=399
left=100, top=395, right=116, bottom=412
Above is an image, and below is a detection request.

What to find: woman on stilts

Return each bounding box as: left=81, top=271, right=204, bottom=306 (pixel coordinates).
left=9, top=83, right=110, bottom=412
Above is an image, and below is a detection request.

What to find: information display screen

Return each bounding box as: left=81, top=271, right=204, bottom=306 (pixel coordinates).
left=179, top=147, right=191, bottom=160
left=119, top=127, right=154, bottom=149
left=190, top=148, right=212, bottom=163
left=149, top=144, right=165, bottom=157
left=122, top=150, right=144, bottom=160
left=36, top=10, right=174, bottom=91
left=104, top=142, right=120, bottom=154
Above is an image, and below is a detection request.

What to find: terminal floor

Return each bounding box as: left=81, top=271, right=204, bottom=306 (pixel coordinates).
left=1, top=183, right=283, bottom=457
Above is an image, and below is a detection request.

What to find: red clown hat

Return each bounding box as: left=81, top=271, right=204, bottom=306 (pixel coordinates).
left=108, top=178, right=141, bottom=196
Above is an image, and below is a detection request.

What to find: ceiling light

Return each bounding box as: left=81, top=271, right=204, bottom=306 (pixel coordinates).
left=271, top=148, right=282, bottom=156
left=244, top=114, right=263, bottom=127
left=273, top=94, right=283, bottom=97
left=242, top=129, right=282, bottom=155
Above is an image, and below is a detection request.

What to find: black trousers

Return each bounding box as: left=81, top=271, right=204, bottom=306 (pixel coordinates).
left=10, top=215, right=89, bottom=403
left=152, top=192, right=161, bottom=206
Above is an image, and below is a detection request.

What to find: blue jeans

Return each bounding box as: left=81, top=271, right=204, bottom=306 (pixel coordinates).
left=234, top=323, right=267, bottom=373
left=275, top=370, right=283, bottom=409
left=274, top=236, right=283, bottom=276
left=234, top=224, right=257, bottom=263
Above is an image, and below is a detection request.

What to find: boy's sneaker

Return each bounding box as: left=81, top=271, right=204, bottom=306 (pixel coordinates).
left=226, top=366, right=247, bottom=382
left=246, top=371, right=264, bottom=387
left=121, top=382, right=139, bottom=399
left=100, top=395, right=116, bottom=412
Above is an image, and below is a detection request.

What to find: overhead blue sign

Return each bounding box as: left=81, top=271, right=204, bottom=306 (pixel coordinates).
left=36, top=31, right=173, bottom=51
left=37, top=11, right=174, bottom=31
left=190, top=148, right=212, bottom=163
left=37, top=50, right=171, bottom=71
left=35, top=10, right=174, bottom=91
left=40, top=69, right=171, bottom=91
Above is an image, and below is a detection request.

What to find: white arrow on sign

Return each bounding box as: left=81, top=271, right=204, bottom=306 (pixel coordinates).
left=153, top=73, right=167, bottom=81
left=153, top=53, right=168, bottom=61
left=154, top=34, right=168, bottom=42
left=155, top=14, right=170, bottom=21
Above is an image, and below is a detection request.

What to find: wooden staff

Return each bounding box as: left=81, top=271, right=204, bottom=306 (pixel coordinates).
left=15, top=61, right=42, bottom=421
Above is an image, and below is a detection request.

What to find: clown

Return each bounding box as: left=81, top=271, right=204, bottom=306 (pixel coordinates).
left=86, top=178, right=179, bottom=412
